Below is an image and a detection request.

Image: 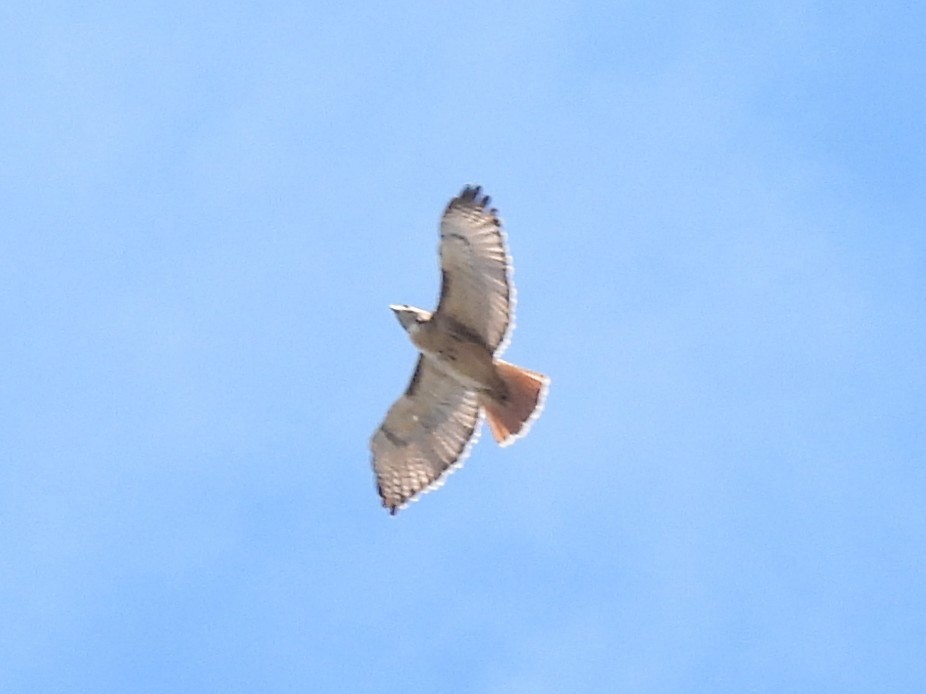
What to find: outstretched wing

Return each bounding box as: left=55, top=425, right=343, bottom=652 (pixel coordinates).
left=370, top=357, right=481, bottom=514
left=434, top=186, right=513, bottom=354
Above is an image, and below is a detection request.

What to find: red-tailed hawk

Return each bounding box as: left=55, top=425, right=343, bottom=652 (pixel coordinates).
left=370, top=185, right=550, bottom=514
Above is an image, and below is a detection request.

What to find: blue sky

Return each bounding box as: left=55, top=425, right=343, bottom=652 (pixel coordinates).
left=2, top=2, right=925, bottom=692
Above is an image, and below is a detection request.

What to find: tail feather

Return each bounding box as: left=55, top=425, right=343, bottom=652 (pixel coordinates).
left=481, top=360, right=550, bottom=446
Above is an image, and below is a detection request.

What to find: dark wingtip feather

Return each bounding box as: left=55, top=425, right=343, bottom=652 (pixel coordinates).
left=461, top=184, right=481, bottom=199
left=453, top=184, right=499, bottom=218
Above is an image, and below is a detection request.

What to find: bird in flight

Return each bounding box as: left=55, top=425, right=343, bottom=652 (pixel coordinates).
left=370, top=185, right=550, bottom=514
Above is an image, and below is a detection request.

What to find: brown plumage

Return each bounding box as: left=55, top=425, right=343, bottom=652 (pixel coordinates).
left=481, top=361, right=549, bottom=446
left=370, top=185, right=550, bottom=514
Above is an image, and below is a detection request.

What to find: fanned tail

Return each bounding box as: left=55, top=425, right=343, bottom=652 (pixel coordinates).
left=480, top=360, right=550, bottom=446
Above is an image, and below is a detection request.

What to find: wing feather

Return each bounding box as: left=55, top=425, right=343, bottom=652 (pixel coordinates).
left=434, top=186, right=513, bottom=353
left=370, top=357, right=481, bottom=513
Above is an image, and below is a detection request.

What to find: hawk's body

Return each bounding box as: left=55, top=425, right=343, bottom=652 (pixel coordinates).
left=370, top=186, right=549, bottom=514
left=406, top=313, right=502, bottom=394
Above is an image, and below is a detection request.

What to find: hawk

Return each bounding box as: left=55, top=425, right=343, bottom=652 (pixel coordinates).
left=370, top=185, right=550, bottom=514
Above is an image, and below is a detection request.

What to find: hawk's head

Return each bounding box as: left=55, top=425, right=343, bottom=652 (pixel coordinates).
left=389, top=305, right=431, bottom=333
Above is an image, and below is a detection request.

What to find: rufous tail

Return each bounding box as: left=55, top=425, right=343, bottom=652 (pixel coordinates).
left=481, top=360, right=550, bottom=446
